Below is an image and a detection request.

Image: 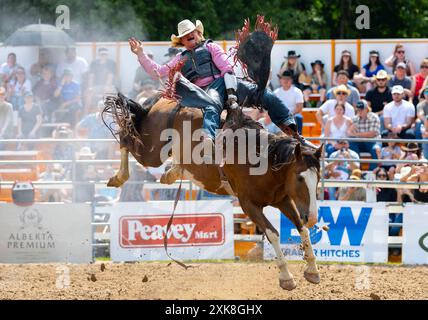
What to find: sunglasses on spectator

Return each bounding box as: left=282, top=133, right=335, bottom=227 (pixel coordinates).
left=377, top=174, right=387, bottom=178
left=336, top=91, right=348, bottom=95
left=377, top=78, right=387, bottom=81
left=397, top=50, right=405, bottom=54
left=421, top=65, right=428, bottom=69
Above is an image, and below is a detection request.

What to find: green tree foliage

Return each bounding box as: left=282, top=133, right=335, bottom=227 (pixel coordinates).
left=1, top=0, right=427, bottom=42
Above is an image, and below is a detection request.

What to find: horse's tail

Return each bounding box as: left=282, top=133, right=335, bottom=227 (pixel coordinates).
left=102, top=93, right=160, bottom=153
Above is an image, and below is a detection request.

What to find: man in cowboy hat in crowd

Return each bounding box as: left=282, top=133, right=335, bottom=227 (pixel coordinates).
left=365, top=70, right=393, bottom=115
left=128, top=19, right=315, bottom=150
left=316, top=84, right=355, bottom=127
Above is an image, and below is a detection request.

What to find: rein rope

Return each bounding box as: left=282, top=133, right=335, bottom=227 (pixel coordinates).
left=163, top=168, right=192, bottom=270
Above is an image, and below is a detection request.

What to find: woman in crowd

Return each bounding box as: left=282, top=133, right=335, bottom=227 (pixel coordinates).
left=6, top=66, right=32, bottom=111
left=373, top=167, right=397, bottom=202
left=33, top=65, right=57, bottom=122
left=384, top=44, right=415, bottom=76
left=305, top=60, right=328, bottom=106
left=354, top=50, right=385, bottom=92
left=332, top=50, right=360, bottom=86
left=411, top=58, right=428, bottom=105
left=278, top=50, right=308, bottom=91
left=323, top=103, right=352, bottom=156
left=17, top=93, right=42, bottom=139
left=396, top=143, right=427, bottom=202
left=379, top=132, right=402, bottom=177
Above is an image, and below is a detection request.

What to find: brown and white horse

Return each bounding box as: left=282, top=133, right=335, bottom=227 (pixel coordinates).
left=103, top=93, right=323, bottom=290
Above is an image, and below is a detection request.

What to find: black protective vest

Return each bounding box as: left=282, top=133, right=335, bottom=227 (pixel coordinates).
left=181, top=40, right=221, bottom=83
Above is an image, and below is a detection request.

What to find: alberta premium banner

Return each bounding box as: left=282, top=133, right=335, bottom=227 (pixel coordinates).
left=0, top=203, right=92, bottom=263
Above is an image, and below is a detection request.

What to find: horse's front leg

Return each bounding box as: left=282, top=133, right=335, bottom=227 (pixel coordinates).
left=107, top=147, right=130, bottom=187
left=299, top=226, right=320, bottom=284
left=278, top=196, right=320, bottom=285
left=240, top=200, right=297, bottom=291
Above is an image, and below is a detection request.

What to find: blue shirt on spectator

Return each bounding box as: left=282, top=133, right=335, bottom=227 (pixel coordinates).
left=77, top=113, right=111, bottom=139
left=60, top=81, right=80, bottom=101
left=362, top=63, right=385, bottom=78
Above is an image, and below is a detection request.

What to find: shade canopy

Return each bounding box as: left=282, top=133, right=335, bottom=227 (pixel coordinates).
left=3, top=24, right=75, bottom=47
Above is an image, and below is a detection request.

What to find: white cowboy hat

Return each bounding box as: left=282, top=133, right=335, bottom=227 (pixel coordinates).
left=170, top=19, right=204, bottom=43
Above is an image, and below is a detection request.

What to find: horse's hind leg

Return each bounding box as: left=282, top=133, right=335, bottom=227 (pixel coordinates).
left=160, top=163, right=181, bottom=184
left=277, top=196, right=320, bottom=285
left=240, top=200, right=296, bottom=291
left=107, top=147, right=130, bottom=187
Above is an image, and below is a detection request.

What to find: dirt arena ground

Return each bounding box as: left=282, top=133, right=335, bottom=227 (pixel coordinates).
left=0, top=261, right=427, bottom=300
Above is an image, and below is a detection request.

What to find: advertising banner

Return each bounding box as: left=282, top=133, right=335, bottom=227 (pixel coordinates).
left=0, top=203, right=92, bottom=263
left=110, top=201, right=234, bottom=261
left=264, top=201, right=389, bottom=263
left=402, top=204, right=428, bottom=264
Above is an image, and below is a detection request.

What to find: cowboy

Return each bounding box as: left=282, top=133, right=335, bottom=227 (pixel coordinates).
left=128, top=19, right=314, bottom=149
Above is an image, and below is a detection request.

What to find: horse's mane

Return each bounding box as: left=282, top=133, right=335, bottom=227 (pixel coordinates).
left=223, top=109, right=309, bottom=170
left=269, top=134, right=320, bottom=171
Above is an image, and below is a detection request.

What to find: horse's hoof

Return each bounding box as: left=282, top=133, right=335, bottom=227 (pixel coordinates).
left=279, top=278, right=297, bottom=291
left=304, top=271, right=320, bottom=284
left=107, top=176, right=122, bottom=188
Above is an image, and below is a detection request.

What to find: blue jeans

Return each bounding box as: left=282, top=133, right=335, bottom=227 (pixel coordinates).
left=9, top=95, right=24, bottom=111
left=381, top=129, right=415, bottom=140
left=349, top=141, right=379, bottom=170
left=423, top=143, right=428, bottom=159
left=295, top=113, right=303, bottom=134
left=176, top=77, right=295, bottom=139
left=415, top=120, right=423, bottom=139
left=325, top=143, right=337, bottom=156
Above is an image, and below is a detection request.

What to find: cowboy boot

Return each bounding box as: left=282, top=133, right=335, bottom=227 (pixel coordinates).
left=278, top=123, right=318, bottom=149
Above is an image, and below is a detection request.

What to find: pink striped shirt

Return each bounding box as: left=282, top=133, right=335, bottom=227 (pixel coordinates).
left=137, top=42, right=233, bottom=88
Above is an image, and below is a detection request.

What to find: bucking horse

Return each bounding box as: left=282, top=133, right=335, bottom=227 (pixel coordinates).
left=102, top=16, right=323, bottom=291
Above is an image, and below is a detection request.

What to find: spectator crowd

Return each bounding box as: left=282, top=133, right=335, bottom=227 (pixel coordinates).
left=1, top=43, right=427, bottom=203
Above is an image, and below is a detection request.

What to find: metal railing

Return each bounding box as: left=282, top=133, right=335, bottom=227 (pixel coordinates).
left=0, top=136, right=422, bottom=258
left=1, top=136, right=427, bottom=199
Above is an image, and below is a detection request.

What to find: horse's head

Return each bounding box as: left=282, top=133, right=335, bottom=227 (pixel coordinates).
left=293, top=143, right=323, bottom=228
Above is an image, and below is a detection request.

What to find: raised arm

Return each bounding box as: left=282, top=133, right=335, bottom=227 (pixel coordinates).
left=129, top=37, right=180, bottom=79
left=384, top=54, right=394, bottom=67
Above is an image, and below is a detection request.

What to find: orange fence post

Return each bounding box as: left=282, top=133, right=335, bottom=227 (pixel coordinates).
left=91, top=42, right=97, bottom=61
left=357, top=39, right=361, bottom=68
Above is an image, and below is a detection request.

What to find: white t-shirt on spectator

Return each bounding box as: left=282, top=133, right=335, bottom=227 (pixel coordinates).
left=383, top=100, right=415, bottom=127
left=320, top=99, right=355, bottom=119
left=56, top=56, right=89, bottom=84
left=9, top=79, right=32, bottom=96
left=0, top=63, right=21, bottom=78
left=273, top=85, right=304, bottom=114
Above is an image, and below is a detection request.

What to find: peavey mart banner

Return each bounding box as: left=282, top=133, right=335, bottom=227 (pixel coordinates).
left=0, top=203, right=92, bottom=263
left=110, top=200, right=234, bottom=261
left=264, top=201, right=389, bottom=263
left=402, top=204, right=428, bottom=264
